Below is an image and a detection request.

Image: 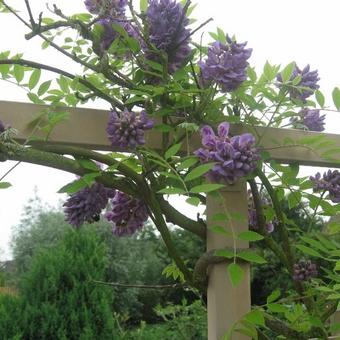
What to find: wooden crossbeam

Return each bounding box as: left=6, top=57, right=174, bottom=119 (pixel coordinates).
left=1, top=100, right=340, bottom=168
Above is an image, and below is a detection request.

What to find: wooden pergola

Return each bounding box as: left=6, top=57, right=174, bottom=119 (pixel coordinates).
left=1, top=99, right=340, bottom=339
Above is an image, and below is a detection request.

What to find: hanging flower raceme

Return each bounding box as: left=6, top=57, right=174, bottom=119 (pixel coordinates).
left=277, top=64, right=320, bottom=102
left=105, top=191, right=149, bottom=236
left=199, top=36, right=252, bottom=92
left=291, top=108, right=325, bottom=132
left=97, top=18, right=139, bottom=51
left=107, top=109, right=154, bottom=149
left=293, top=260, right=317, bottom=281
left=63, top=183, right=115, bottom=227
left=310, top=170, right=340, bottom=203
left=248, top=191, right=275, bottom=233
left=146, top=0, right=192, bottom=73
left=195, top=122, right=260, bottom=184
left=84, top=0, right=127, bottom=18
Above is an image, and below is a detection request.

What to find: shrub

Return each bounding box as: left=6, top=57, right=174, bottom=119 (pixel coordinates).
left=0, top=294, right=22, bottom=339
left=19, top=228, right=116, bottom=340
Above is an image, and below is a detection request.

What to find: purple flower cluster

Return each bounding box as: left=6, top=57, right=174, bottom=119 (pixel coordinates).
left=277, top=64, right=320, bottom=102
left=291, top=108, right=325, bottom=132
left=310, top=170, right=340, bottom=203
left=194, top=122, right=260, bottom=184
left=85, top=0, right=139, bottom=52
left=248, top=191, right=275, bottom=233
left=199, top=36, right=252, bottom=92
left=107, top=109, right=154, bottom=149
left=105, top=191, right=148, bottom=236
left=146, top=0, right=192, bottom=73
left=84, top=0, right=127, bottom=18
left=63, top=178, right=149, bottom=236
left=63, top=183, right=115, bottom=227
left=98, top=18, right=139, bottom=51
left=293, top=260, right=317, bottom=281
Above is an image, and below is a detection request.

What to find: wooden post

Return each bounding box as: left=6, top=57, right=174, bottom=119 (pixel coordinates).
left=207, top=182, right=250, bottom=340
left=330, top=310, right=340, bottom=337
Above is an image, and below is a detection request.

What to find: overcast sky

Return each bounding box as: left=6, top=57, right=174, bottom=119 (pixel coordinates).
left=1, top=0, right=340, bottom=259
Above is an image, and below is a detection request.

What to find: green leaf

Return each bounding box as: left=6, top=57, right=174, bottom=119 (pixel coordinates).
left=71, top=13, right=92, bottom=21
left=209, top=32, right=219, bottom=41
left=82, top=173, right=100, bottom=185
left=186, top=3, right=197, bottom=17
left=184, top=163, right=215, bottom=182
left=190, top=183, right=225, bottom=194
left=165, top=143, right=182, bottom=159
left=233, top=322, right=258, bottom=339
left=333, top=87, right=340, bottom=110
left=316, top=286, right=334, bottom=293
left=185, top=197, right=200, bottom=206
left=177, top=121, right=200, bottom=132
left=209, top=225, right=231, bottom=236
left=244, top=310, right=265, bottom=327
left=317, top=234, right=337, bottom=250
left=335, top=261, right=340, bottom=271
left=296, top=244, right=323, bottom=258
left=42, top=40, right=50, bottom=49
left=292, top=75, right=302, bottom=85
left=299, top=179, right=313, bottom=190
left=287, top=191, right=302, bottom=209
left=28, top=69, right=41, bottom=90
left=280, top=62, right=295, bottom=83
left=237, top=231, right=264, bottom=242
left=38, top=80, right=52, bottom=96
left=27, top=93, right=45, bottom=104
left=177, top=157, right=198, bottom=170
left=13, top=65, right=24, bottom=83
left=159, top=171, right=179, bottom=180
left=216, top=27, right=226, bottom=44
left=58, top=179, right=88, bottom=194
left=247, top=67, right=257, bottom=82
left=0, top=182, right=12, bottom=189
left=228, top=263, right=244, bottom=287
left=140, top=0, right=148, bottom=12
left=145, top=59, right=163, bottom=73
left=330, top=250, right=340, bottom=258
left=0, top=63, right=10, bottom=77
left=77, top=159, right=100, bottom=172
left=212, top=213, right=228, bottom=222
left=65, top=94, right=78, bottom=106
left=326, top=293, right=340, bottom=300
left=158, top=187, right=186, bottom=195
left=237, top=250, right=267, bottom=264
left=267, top=303, right=287, bottom=313
left=300, top=236, right=328, bottom=253
left=267, top=289, right=281, bottom=303
left=0, top=52, right=10, bottom=76
left=315, top=90, right=325, bottom=107
left=328, top=221, right=340, bottom=235
left=263, top=61, right=279, bottom=81
left=58, top=75, right=69, bottom=93
left=215, top=249, right=234, bottom=259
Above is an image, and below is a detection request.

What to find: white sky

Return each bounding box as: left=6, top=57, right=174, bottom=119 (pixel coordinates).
left=1, top=0, right=340, bottom=259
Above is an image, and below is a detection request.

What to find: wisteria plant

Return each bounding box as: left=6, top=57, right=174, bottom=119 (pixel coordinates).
left=1, top=0, right=340, bottom=338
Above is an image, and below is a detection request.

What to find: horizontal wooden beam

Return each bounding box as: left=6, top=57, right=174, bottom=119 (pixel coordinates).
left=1, top=100, right=340, bottom=168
